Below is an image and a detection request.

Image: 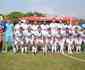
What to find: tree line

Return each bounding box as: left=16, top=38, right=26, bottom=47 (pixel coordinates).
left=0, top=11, right=85, bottom=24
left=0, top=11, right=46, bottom=24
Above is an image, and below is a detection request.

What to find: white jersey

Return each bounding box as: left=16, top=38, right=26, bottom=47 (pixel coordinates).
left=23, top=30, right=32, bottom=43
left=56, top=32, right=62, bottom=38
left=50, top=23, right=56, bottom=29
left=41, top=24, right=47, bottom=30
left=15, top=31, right=24, bottom=40
left=20, top=23, right=26, bottom=29
left=23, top=30, right=32, bottom=38
left=14, top=24, right=21, bottom=31
left=46, top=24, right=50, bottom=29
left=37, top=31, right=43, bottom=44
left=14, top=30, right=24, bottom=45
left=27, top=24, right=32, bottom=28
left=66, top=38, right=73, bottom=45
left=58, top=38, right=65, bottom=46
left=76, top=38, right=82, bottom=45
left=34, top=31, right=42, bottom=37
left=42, top=29, right=48, bottom=37
left=51, top=29, right=56, bottom=37
left=32, top=25, right=38, bottom=31
left=55, top=38, right=59, bottom=44
left=14, top=30, right=19, bottom=37
left=47, top=32, right=52, bottom=38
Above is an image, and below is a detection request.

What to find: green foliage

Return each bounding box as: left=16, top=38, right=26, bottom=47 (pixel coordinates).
left=24, top=12, right=34, bottom=16
left=0, top=14, right=3, bottom=16
left=3, top=11, right=45, bottom=23
left=6, top=11, right=25, bottom=19
left=33, top=12, right=45, bottom=16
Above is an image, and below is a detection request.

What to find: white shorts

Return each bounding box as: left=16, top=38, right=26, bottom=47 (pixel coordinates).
left=14, top=39, right=24, bottom=45
left=42, top=47, right=47, bottom=53
left=25, top=38, right=31, bottom=43
left=38, top=39, right=43, bottom=44
left=32, top=46, right=37, bottom=53
left=14, top=40, right=18, bottom=45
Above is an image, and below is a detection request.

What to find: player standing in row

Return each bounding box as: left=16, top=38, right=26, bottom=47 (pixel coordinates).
left=0, top=19, right=6, bottom=52
left=14, top=20, right=26, bottom=53
left=66, top=34, right=73, bottom=54
left=23, top=20, right=32, bottom=53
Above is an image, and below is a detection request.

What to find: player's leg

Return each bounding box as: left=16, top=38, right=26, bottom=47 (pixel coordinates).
left=60, top=44, right=64, bottom=54
left=77, top=45, right=81, bottom=53
left=5, top=36, right=9, bottom=53
left=32, top=46, right=34, bottom=55
left=21, top=41, right=24, bottom=54
left=10, top=35, right=15, bottom=53
left=43, top=45, right=47, bottom=56
left=69, top=46, right=72, bottom=54
left=24, top=40, right=28, bottom=53
left=34, top=47, right=37, bottom=55
left=0, top=32, right=3, bottom=52
left=51, top=44, right=54, bottom=54
left=54, top=45, right=57, bottom=53
left=79, top=45, right=81, bottom=53
left=13, top=44, right=16, bottom=53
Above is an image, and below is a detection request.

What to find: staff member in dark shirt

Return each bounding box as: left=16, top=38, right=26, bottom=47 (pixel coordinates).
left=0, top=20, right=6, bottom=52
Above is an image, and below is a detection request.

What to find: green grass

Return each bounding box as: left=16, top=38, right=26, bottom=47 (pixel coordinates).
left=0, top=53, right=85, bottom=70
left=70, top=52, right=85, bottom=60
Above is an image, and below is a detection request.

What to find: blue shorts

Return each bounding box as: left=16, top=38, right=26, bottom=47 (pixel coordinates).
left=5, top=35, right=14, bottom=43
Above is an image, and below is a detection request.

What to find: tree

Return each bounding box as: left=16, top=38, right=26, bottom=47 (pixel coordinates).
left=0, top=14, right=4, bottom=16
left=33, top=12, right=46, bottom=16
left=6, top=11, right=25, bottom=20
left=24, top=12, right=46, bottom=16
left=5, top=11, right=25, bottom=24
left=24, top=12, right=34, bottom=16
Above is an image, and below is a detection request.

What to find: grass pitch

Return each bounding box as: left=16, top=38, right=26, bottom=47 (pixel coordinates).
left=0, top=53, right=85, bottom=70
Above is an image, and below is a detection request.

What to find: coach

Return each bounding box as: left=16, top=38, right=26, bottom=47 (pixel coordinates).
left=4, top=19, right=14, bottom=52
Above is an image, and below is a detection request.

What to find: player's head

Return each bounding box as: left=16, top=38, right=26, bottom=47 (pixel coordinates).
left=21, top=19, right=26, bottom=23
left=20, top=27, right=24, bottom=32
left=68, top=33, right=72, bottom=39
left=43, top=21, right=47, bottom=25
left=57, top=28, right=61, bottom=34
left=18, top=20, right=24, bottom=24
left=52, top=19, right=56, bottom=23
left=6, top=19, right=12, bottom=23
left=28, top=27, right=31, bottom=32
left=26, top=20, right=30, bottom=24
left=33, top=21, right=37, bottom=24
left=77, top=34, right=81, bottom=39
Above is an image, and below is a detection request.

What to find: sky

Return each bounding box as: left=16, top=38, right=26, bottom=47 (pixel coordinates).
left=0, top=0, right=85, bottom=18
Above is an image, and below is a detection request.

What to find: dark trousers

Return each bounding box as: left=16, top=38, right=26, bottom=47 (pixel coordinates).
left=0, top=41, right=3, bottom=52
